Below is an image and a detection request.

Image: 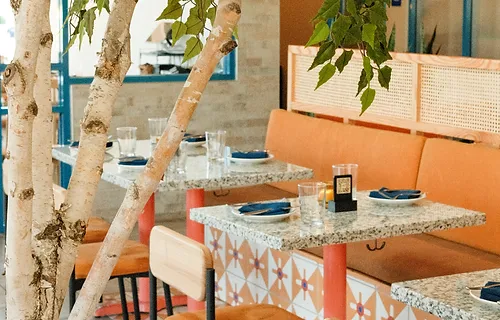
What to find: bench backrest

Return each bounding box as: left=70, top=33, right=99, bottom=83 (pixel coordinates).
left=265, top=109, right=426, bottom=193
left=417, top=138, right=500, bottom=255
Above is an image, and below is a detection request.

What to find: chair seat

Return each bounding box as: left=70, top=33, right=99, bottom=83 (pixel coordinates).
left=83, top=217, right=110, bottom=244
left=303, top=233, right=500, bottom=284
left=75, top=240, right=149, bottom=279
left=167, top=304, right=302, bottom=320
left=204, top=184, right=297, bottom=208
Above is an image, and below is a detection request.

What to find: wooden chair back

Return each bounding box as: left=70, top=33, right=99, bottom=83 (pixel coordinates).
left=149, top=225, right=213, bottom=302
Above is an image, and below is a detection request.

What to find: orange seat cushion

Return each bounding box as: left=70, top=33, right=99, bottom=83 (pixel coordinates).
left=417, top=139, right=500, bottom=255
left=204, top=184, right=297, bottom=207
left=75, top=240, right=149, bottom=279
left=264, top=110, right=426, bottom=193
left=167, top=304, right=302, bottom=320
left=83, top=217, right=110, bottom=244
left=303, top=234, right=500, bottom=284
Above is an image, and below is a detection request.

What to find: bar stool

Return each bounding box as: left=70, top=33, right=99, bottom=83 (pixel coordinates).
left=148, top=226, right=302, bottom=320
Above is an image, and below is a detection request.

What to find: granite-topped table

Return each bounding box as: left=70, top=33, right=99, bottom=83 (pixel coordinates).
left=391, top=269, right=500, bottom=320
left=190, top=192, right=486, bottom=319
left=52, top=140, right=313, bottom=314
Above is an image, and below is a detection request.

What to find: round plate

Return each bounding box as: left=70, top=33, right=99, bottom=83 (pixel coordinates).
left=185, top=141, right=206, bottom=148
left=469, top=289, right=500, bottom=307
left=118, top=163, right=145, bottom=171
left=368, top=193, right=426, bottom=206
left=229, top=205, right=292, bottom=223
left=230, top=154, right=274, bottom=165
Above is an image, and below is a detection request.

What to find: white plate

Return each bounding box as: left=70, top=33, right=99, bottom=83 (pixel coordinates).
left=368, top=193, right=426, bottom=206
left=229, top=205, right=292, bottom=223
left=469, top=289, right=500, bottom=307
left=230, top=154, right=274, bottom=165
left=118, top=163, right=145, bottom=171
left=185, top=141, right=206, bottom=148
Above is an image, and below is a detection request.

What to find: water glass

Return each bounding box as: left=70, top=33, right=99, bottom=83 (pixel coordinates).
left=332, top=164, right=358, bottom=200
left=205, top=130, right=226, bottom=161
left=148, top=117, right=168, bottom=145
left=117, top=127, right=137, bottom=157
left=175, top=141, right=188, bottom=174
left=298, top=182, right=326, bottom=226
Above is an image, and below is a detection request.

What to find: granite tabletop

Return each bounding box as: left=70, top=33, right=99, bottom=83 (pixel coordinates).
left=52, top=140, right=313, bottom=192
left=190, top=192, right=485, bottom=251
left=392, top=269, right=500, bottom=320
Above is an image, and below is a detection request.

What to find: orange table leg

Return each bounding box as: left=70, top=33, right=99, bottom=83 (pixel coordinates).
left=186, top=188, right=206, bottom=312
left=323, top=244, right=347, bottom=320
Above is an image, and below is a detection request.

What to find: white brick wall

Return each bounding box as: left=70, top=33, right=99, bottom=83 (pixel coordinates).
left=69, top=0, right=280, bottom=227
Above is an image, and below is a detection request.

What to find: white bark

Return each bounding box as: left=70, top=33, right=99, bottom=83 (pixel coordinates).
left=67, top=1, right=241, bottom=318
left=51, top=0, right=137, bottom=314
left=31, top=1, right=60, bottom=318
left=4, top=0, right=45, bottom=318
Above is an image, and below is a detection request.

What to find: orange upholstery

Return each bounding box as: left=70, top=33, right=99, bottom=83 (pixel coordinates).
left=304, top=234, right=500, bottom=284
left=167, top=304, right=302, bottom=320
left=264, top=110, right=426, bottom=193
left=417, top=138, right=500, bottom=255
left=75, top=240, right=149, bottom=279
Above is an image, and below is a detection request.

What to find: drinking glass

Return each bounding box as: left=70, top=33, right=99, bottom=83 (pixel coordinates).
left=298, top=182, right=326, bottom=226
left=148, top=117, right=168, bottom=145
left=175, top=141, right=188, bottom=174
left=205, top=130, right=226, bottom=161
left=332, top=164, right=358, bottom=200
left=117, top=127, right=137, bottom=157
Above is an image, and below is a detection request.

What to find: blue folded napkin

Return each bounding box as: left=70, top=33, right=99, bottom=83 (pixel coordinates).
left=118, top=158, right=148, bottom=166
left=480, top=281, right=500, bottom=302
left=70, top=141, right=113, bottom=148
left=238, top=201, right=291, bottom=216
left=184, top=135, right=206, bottom=143
left=369, top=187, right=421, bottom=200
left=232, top=151, right=269, bottom=159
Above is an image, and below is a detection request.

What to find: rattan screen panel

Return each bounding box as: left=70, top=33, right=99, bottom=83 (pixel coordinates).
left=420, top=65, right=500, bottom=133
left=293, top=54, right=414, bottom=119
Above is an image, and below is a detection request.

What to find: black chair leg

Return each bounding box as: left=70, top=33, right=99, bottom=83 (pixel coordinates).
left=163, top=282, right=174, bottom=316
left=131, top=277, right=141, bottom=320
left=69, top=270, right=76, bottom=313
left=149, top=271, right=157, bottom=320
left=118, top=277, right=129, bottom=320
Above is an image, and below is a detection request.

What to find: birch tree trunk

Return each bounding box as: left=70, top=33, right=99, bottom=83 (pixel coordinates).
left=4, top=0, right=45, bottom=318
left=50, top=0, right=137, bottom=313
left=31, top=1, right=61, bottom=318
left=68, top=1, right=241, bottom=318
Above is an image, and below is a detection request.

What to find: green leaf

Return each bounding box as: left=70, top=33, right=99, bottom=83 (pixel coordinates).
left=312, top=0, right=341, bottom=21
left=78, top=10, right=86, bottom=49
left=84, top=7, right=97, bottom=44
left=207, top=7, right=217, bottom=26
left=233, top=26, right=239, bottom=39
left=183, top=37, right=203, bottom=63
left=377, top=65, right=392, bottom=90
left=171, top=21, right=187, bottom=46
left=315, top=63, right=336, bottom=90
left=306, top=21, right=330, bottom=47
left=331, top=15, right=352, bottom=43
left=357, top=69, right=368, bottom=97
left=185, top=7, right=206, bottom=35
left=65, top=34, right=77, bottom=53
left=334, top=50, right=353, bottom=73
left=362, top=24, right=377, bottom=49
left=360, top=87, right=376, bottom=115
left=308, top=41, right=336, bottom=71
left=343, top=23, right=362, bottom=46
left=363, top=56, right=373, bottom=81
left=96, top=0, right=110, bottom=14
left=388, top=24, right=396, bottom=51
left=156, top=2, right=182, bottom=20
left=346, top=0, right=357, bottom=15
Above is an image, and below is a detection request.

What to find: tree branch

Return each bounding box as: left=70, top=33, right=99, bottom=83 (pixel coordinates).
left=67, top=1, right=241, bottom=318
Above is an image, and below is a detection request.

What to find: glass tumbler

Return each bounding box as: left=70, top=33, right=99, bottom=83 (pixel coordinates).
left=332, top=164, right=358, bottom=200
left=148, top=117, right=168, bottom=145
left=205, top=130, right=226, bottom=161
left=117, top=127, right=137, bottom=157
left=298, top=182, right=327, bottom=226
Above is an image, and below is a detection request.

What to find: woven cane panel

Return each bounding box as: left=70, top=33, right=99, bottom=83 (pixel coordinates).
left=420, top=65, right=500, bottom=133
left=293, top=54, right=414, bottom=119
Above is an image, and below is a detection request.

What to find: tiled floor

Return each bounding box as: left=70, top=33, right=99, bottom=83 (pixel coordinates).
left=0, top=219, right=221, bottom=320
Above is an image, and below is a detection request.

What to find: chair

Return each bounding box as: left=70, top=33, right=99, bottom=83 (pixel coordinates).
left=149, top=226, right=302, bottom=320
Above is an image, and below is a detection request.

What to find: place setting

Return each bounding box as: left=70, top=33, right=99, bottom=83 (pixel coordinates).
left=466, top=281, right=500, bottom=307
left=229, top=199, right=298, bottom=223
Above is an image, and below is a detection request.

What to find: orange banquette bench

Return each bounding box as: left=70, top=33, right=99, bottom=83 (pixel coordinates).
left=206, top=109, right=500, bottom=285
